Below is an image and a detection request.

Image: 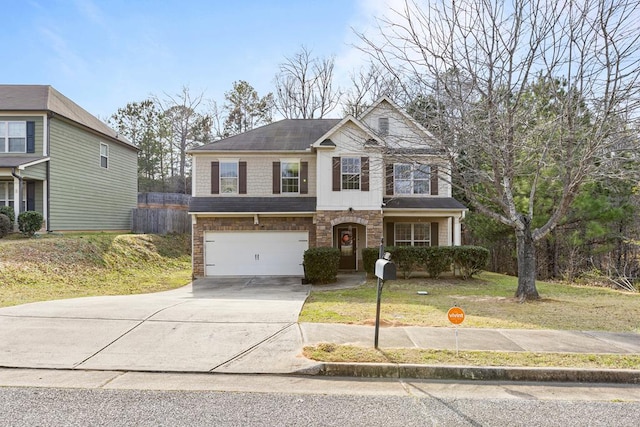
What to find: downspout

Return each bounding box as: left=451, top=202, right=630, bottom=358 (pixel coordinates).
left=46, top=112, right=52, bottom=231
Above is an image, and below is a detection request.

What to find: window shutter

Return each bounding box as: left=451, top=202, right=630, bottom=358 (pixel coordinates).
left=386, top=222, right=395, bottom=246
left=272, top=161, right=281, bottom=194
left=361, top=157, right=369, bottom=191
left=211, top=161, right=220, bottom=194
left=430, top=165, right=439, bottom=195
left=239, top=161, right=247, bottom=194
left=26, top=121, right=36, bottom=153
left=26, top=182, right=36, bottom=211
left=385, top=164, right=394, bottom=196
left=332, top=157, right=341, bottom=191
left=300, top=161, right=308, bottom=194
left=431, top=222, right=439, bottom=246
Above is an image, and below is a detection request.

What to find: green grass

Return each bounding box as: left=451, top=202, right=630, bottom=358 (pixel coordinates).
left=303, top=344, right=640, bottom=369
left=0, top=232, right=192, bottom=307
left=300, top=272, right=640, bottom=332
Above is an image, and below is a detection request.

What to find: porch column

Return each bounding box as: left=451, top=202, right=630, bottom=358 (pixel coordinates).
left=42, top=180, right=48, bottom=229
left=453, top=215, right=462, bottom=246
left=13, top=175, right=21, bottom=223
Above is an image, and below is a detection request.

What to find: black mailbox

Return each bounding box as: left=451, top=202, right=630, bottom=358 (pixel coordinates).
left=375, top=259, right=396, bottom=280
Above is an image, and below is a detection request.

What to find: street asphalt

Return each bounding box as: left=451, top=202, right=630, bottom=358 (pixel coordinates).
left=0, top=273, right=639, bottom=383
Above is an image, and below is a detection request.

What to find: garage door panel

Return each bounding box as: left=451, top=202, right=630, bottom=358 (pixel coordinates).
left=204, top=231, right=308, bottom=276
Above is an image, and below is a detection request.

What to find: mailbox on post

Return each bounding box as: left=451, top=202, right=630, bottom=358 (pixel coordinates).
left=375, top=258, right=396, bottom=280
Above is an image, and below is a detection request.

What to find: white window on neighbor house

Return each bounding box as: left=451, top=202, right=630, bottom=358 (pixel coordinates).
left=341, top=157, right=361, bottom=190
left=281, top=160, right=299, bottom=193
left=394, top=163, right=430, bottom=195
left=0, top=182, right=15, bottom=208
left=100, top=143, right=109, bottom=168
left=378, top=117, right=389, bottom=136
left=219, top=161, right=238, bottom=194
left=395, top=223, right=431, bottom=246
left=0, top=121, right=26, bottom=153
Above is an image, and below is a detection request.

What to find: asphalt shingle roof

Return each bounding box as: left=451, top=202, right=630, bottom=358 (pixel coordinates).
left=0, top=85, right=134, bottom=148
left=383, top=197, right=467, bottom=210
left=189, top=197, right=317, bottom=213
left=192, top=119, right=341, bottom=151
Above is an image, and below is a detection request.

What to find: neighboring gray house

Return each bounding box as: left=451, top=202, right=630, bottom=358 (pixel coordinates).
left=188, top=97, right=467, bottom=278
left=0, top=85, right=138, bottom=231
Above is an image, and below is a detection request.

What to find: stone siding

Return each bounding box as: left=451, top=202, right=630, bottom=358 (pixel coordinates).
left=315, top=210, right=383, bottom=248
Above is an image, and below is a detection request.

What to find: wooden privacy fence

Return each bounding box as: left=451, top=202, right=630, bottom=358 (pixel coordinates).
left=132, top=192, right=191, bottom=235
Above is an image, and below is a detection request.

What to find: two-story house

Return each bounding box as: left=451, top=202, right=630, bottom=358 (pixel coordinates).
left=0, top=85, right=137, bottom=231
left=188, top=97, right=467, bottom=277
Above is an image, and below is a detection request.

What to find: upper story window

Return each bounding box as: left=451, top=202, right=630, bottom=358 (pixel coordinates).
left=395, top=223, right=431, bottom=246
left=394, top=163, right=430, bottom=194
left=0, top=121, right=26, bottom=153
left=378, top=117, right=389, bottom=136
left=219, top=161, right=238, bottom=194
left=341, top=157, right=361, bottom=190
left=281, top=161, right=299, bottom=193
left=100, top=143, right=109, bottom=168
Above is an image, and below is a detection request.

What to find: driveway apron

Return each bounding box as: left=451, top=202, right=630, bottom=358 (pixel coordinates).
left=0, top=277, right=316, bottom=373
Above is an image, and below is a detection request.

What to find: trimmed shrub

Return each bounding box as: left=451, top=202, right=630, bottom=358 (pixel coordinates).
left=0, top=213, right=11, bottom=238
left=303, top=246, right=340, bottom=284
left=0, top=205, right=14, bottom=226
left=18, top=211, right=44, bottom=237
left=421, top=246, right=454, bottom=278
left=388, top=246, right=423, bottom=279
left=452, top=246, right=490, bottom=279
left=362, top=247, right=379, bottom=277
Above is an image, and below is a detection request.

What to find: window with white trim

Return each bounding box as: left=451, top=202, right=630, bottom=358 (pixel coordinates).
left=219, top=161, right=238, bottom=194
left=281, top=161, right=299, bottom=193
left=395, top=223, right=431, bottom=246
left=341, top=157, right=361, bottom=190
left=394, top=163, right=430, bottom=194
left=0, top=182, right=15, bottom=208
left=100, top=143, right=109, bottom=168
left=0, top=121, right=26, bottom=153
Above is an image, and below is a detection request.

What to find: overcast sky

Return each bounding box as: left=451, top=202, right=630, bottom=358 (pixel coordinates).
left=4, top=0, right=399, bottom=120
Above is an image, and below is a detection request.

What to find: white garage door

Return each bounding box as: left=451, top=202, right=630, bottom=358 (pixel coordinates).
left=204, top=231, right=309, bottom=276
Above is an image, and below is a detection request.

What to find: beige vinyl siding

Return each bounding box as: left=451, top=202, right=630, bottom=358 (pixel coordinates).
left=48, top=118, right=137, bottom=231
left=0, top=115, right=44, bottom=154
left=193, top=154, right=317, bottom=197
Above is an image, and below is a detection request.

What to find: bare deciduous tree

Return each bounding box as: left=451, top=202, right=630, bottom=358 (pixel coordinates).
left=154, top=86, right=212, bottom=193
left=274, top=46, right=341, bottom=118
left=342, top=63, right=404, bottom=117
left=358, top=0, right=640, bottom=300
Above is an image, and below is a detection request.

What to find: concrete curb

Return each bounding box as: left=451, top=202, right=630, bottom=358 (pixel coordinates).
left=316, top=362, right=640, bottom=384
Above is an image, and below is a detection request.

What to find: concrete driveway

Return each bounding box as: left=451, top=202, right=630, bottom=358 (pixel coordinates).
left=0, top=277, right=318, bottom=374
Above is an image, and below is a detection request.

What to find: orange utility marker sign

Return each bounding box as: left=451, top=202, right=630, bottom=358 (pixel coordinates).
left=447, top=306, right=465, bottom=356
left=447, top=306, right=465, bottom=324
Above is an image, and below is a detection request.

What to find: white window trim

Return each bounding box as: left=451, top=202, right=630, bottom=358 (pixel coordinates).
left=0, top=120, right=27, bottom=154
left=394, top=163, right=430, bottom=195
left=100, top=143, right=109, bottom=169
left=341, top=156, right=361, bottom=191
left=378, top=117, right=389, bottom=136
left=281, top=159, right=300, bottom=194
left=394, top=223, right=431, bottom=246
left=219, top=160, right=239, bottom=194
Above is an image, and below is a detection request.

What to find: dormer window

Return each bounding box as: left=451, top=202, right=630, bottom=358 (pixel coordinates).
left=378, top=117, right=389, bottom=136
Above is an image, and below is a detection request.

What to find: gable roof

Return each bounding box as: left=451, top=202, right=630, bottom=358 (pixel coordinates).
left=192, top=119, right=341, bottom=152
left=311, top=115, right=378, bottom=148
left=0, top=85, right=134, bottom=148
left=359, top=96, right=438, bottom=143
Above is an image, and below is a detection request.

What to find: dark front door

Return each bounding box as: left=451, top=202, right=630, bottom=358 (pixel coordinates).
left=338, top=227, right=357, bottom=270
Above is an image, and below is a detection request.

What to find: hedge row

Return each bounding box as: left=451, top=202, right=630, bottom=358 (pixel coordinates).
left=362, top=245, right=489, bottom=279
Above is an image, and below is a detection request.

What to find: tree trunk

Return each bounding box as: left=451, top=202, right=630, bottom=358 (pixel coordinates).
left=515, top=216, right=539, bottom=301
